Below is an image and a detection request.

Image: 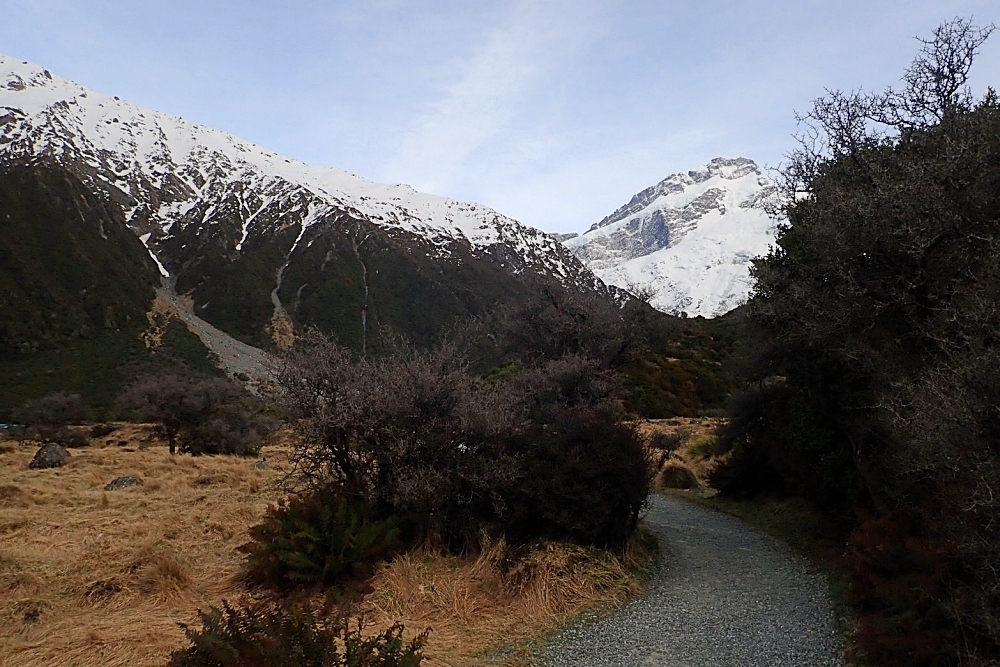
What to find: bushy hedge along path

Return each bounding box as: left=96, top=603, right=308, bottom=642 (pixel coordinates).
left=539, top=494, right=843, bottom=666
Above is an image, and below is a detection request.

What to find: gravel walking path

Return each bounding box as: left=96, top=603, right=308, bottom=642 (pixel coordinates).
left=539, top=494, right=843, bottom=667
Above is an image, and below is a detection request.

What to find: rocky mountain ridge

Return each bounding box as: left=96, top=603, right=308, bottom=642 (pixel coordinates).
left=563, top=157, right=780, bottom=317
left=0, top=55, right=602, bottom=351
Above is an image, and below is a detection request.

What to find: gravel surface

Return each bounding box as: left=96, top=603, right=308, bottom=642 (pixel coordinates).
left=159, top=287, right=277, bottom=391
left=538, top=494, right=843, bottom=667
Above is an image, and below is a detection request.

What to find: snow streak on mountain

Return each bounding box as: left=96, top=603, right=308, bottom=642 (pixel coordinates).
left=0, top=55, right=586, bottom=284
left=563, top=158, right=780, bottom=317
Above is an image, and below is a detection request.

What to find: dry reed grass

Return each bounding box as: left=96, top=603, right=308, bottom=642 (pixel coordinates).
left=0, top=425, right=654, bottom=666
left=639, top=417, right=724, bottom=491
left=0, top=426, right=285, bottom=667
left=364, top=532, right=655, bottom=666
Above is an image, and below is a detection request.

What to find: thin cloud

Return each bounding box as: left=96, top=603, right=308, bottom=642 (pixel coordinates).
left=385, top=0, right=608, bottom=193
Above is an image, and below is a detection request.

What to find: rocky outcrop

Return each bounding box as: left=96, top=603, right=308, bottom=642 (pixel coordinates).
left=104, top=476, right=143, bottom=491
left=28, top=443, right=70, bottom=469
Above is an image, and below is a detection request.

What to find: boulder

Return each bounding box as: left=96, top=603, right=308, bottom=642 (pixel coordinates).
left=104, top=476, right=143, bottom=491
left=28, top=442, right=70, bottom=469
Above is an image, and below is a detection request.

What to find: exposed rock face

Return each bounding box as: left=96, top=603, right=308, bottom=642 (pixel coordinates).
left=564, top=157, right=781, bottom=318
left=0, top=55, right=606, bottom=352
left=104, top=476, right=143, bottom=491
left=28, top=443, right=70, bottom=469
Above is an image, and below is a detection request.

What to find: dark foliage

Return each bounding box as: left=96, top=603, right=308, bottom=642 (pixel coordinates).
left=14, top=391, right=88, bottom=430
left=709, top=382, right=867, bottom=521
left=168, top=599, right=426, bottom=667
left=847, top=511, right=970, bottom=667
left=241, top=491, right=401, bottom=589
left=276, top=330, right=649, bottom=551
left=505, top=400, right=649, bottom=546
left=12, top=391, right=95, bottom=445
left=0, top=161, right=163, bottom=414
left=118, top=373, right=270, bottom=455
left=492, top=277, right=631, bottom=367
left=720, top=18, right=1000, bottom=664
left=0, top=161, right=159, bottom=361
left=485, top=276, right=742, bottom=419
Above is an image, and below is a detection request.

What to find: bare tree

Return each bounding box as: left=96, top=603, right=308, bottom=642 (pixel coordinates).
left=118, top=374, right=268, bottom=455
left=882, top=17, right=996, bottom=128
left=777, top=17, right=995, bottom=203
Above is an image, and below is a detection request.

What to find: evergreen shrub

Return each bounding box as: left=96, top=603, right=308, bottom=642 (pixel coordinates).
left=168, top=599, right=426, bottom=667
left=242, top=491, right=401, bottom=589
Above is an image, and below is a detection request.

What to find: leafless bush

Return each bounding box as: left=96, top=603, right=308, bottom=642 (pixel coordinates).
left=276, top=330, right=650, bottom=549
left=118, top=374, right=270, bottom=456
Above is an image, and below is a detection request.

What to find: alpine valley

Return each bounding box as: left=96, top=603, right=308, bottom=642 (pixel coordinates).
left=0, top=54, right=749, bottom=415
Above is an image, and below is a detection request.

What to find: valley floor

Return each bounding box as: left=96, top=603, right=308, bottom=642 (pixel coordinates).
left=0, top=431, right=650, bottom=667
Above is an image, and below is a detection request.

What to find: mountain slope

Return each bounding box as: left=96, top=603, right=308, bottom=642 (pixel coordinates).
left=0, top=161, right=220, bottom=412
left=564, top=158, right=780, bottom=317
left=0, top=55, right=600, bottom=351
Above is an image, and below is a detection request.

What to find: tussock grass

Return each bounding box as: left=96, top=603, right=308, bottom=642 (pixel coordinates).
left=0, top=426, right=654, bottom=667
left=639, top=417, right=724, bottom=491
left=365, top=532, right=656, bottom=666
left=0, top=428, right=282, bottom=667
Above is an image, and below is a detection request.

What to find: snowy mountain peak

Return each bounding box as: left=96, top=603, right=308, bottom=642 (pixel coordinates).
left=564, top=157, right=780, bottom=318
left=0, top=53, right=584, bottom=284
left=0, top=54, right=607, bottom=352
left=590, top=157, right=763, bottom=234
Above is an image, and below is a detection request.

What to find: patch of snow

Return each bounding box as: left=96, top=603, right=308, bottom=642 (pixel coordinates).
left=138, top=232, right=169, bottom=277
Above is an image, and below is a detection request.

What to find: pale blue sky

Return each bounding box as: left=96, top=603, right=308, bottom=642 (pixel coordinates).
left=3, top=1, right=998, bottom=232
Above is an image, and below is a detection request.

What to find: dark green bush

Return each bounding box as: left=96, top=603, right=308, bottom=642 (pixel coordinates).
left=505, top=401, right=650, bottom=547
left=709, top=382, right=866, bottom=520
left=722, top=19, right=1000, bottom=663
left=241, top=491, right=401, bottom=589
left=168, top=599, right=426, bottom=667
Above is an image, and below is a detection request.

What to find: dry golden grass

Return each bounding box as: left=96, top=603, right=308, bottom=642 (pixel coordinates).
left=0, top=426, right=285, bottom=667
left=639, top=417, right=725, bottom=491
left=364, top=533, right=655, bottom=666
left=0, top=426, right=654, bottom=667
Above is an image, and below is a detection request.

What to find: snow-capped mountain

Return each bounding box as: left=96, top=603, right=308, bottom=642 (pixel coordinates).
left=0, top=55, right=601, bottom=349
left=563, top=157, right=780, bottom=317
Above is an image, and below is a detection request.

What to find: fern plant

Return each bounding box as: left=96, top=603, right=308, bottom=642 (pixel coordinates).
left=242, top=491, right=400, bottom=588
left=168, top=599, right=427, bottom=667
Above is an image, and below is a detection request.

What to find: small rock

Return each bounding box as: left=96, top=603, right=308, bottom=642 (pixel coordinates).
left=28, top=442, right=70, bottom=469
left=105, top=476, right=143, bottom=491
left=253, top=457, right=268, bottom=470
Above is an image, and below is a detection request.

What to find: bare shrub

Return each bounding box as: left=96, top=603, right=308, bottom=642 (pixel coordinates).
left=118, top=373, right=271, bottom=455
left=14, top=392, right=89, bottom=443
left=276, top=330, right=649, bottom=550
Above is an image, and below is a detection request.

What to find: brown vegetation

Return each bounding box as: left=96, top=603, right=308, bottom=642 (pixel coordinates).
left=366, top=533, right=655, bottom=666
left=639, top=417, right=723, bottom=492
left=0, top=427, right=653, bottom=667
left=0, top=428, right=281, bottom=666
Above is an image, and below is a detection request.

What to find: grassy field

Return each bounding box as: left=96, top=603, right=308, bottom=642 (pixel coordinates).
left=0, top=427, right=654, bottom=667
